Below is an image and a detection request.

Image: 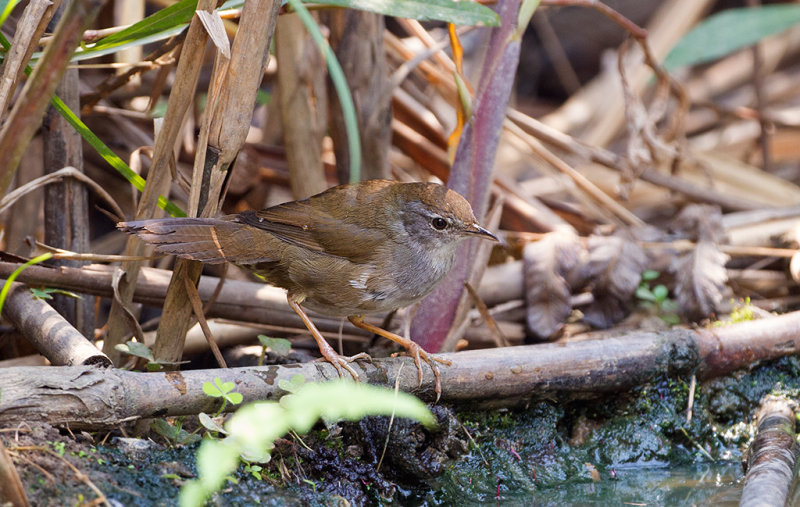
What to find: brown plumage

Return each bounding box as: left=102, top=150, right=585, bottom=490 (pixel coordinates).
left=119, top=179, right=497, bottom=396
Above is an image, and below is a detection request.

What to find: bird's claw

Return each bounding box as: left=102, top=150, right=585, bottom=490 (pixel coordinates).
left=316, top=352, right=373, bottom=382
left=403, top=342, right=450, bottom=402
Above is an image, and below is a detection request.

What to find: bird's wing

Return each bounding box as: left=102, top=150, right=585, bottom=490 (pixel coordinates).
left=238, top=201, right=324, bottom=252
left=238, top=199, right=386, bottom=262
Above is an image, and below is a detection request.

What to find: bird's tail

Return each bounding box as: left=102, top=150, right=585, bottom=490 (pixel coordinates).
left=118, top=217, right=275, bottom=264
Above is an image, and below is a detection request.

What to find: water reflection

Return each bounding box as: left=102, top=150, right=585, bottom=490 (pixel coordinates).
left=502, top=462, right=743, bottom=506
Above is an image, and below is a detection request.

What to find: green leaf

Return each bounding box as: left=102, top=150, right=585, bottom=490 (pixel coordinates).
left=665, top=6, right=800, bottom=70
left=225, top=392, right=244, bottom=405
left=151, top=418, right=180, bottom=440
left=313, top=0, right=499, bottom=26
left=281, top=380, right=436, bottom=433
left=149, top=99, right=169, bottom=119
left=152, top=418, right=200, bottom=445
left=179, top=481, right=207, bottom=507
left=29, top=287, right=53, bottom=300
left=204, top=378, right=242, bottom=404
left=203, top=379, right=224, bottom=398
left=30, top=287, right=83, bottom=300
left=183, top=381, right=434, bottom=505
left=49, top=95, right=186, bottom=217
left=0, top=31, right=185, bottom=218
left=661, top=299, right=679, bottom=314
left=0, top=0, right=22, bottom=29
left=278, top=374, right=306, bottom=394
left=198, top=412, right=227, bottom=434
left=641, top=269, right=660, bottom=282
left=652, top=284, right=669, bottom=302
left=71, top=0, right=244, bottom=63
left=660, top=313, right=681, bottom=327
left=255, top=89, right=271, bottom=106
left=635, top=286, right=656, bottom=302
left=225, top=403, right=285, bottom=459
left=115, top=341, right=156, bottom=362
left=216, top=378, right=235, bottom=395
left=257, top=335, right=291, bottom=357
left=91, top=0, right=198, bottom=50
left=180, top=432, right=202, bottom=445
left=516, top=0, right=540, bottom=39
left=180, top=440, right=240, bottom=507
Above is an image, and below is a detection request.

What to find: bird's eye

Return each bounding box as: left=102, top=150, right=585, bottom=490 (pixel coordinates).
left=431, top=217, right=448, bottom=230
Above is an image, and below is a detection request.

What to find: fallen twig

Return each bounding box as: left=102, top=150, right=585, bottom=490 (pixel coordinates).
left=1, top=280, right=110, bottom=367
left=2, top=310, right=800, bottom=428
left=740, top=395, right=799, bottom=507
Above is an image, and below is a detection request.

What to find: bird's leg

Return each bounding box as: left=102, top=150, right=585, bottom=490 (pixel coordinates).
left=287, top=295, right=368, bottom=381
left=348, top=315, right=452, bottom=400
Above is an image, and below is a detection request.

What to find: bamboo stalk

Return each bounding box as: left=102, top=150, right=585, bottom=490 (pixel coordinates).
left=153, top=0, right=282, bottom=366
left=0, top=0, right=107, bottom=196
left=102, top=0, right=216, bottom=363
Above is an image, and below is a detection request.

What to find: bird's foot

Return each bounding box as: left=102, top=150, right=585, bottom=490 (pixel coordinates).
left=315, top=350, right=372, bottom=382
left=348, top=315, right=452, bottom=402
left=287, top=296, right=372, bottom=382
left=393, top=342, right=452, bottom=402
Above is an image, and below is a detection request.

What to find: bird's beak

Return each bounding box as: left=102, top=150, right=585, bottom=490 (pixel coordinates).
left=464, top=223, right=499, bottom=242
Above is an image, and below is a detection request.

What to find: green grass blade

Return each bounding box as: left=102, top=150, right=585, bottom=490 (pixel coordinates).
left=313, top=0, right=499, bottom=26
left=49, top=96, right=186, bottom=217
left=92, top=0, right=200, bottom=49
left=665, top=5, right=800, bottom=70
left=0, top=0, right=22, bottom=28
left=0, top=253, right=53, bottom=316
left=30, top=0, right=245, bottom=63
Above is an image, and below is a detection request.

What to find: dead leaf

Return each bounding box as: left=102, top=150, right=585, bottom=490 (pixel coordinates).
left=672, top=241, right=730, bottom=321
left=579, top=235, right=648, bottom=328
left=583, top=235, right=648, bottom=300
left=522, top=229, right=583, bottom=339
left=670, top=204, right=724, bottom=242
left=195, top=9, right=231, bottom=60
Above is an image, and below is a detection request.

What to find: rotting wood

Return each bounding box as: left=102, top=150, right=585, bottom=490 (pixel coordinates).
left=43, top=21, right=93, bottom=339
left=740, top=395, right=799, bottom=507
left=3, top=310, right=800, bottom=428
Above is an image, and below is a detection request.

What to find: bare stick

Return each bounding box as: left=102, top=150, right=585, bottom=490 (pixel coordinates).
left=183, top=276, right=227, bottom=368
left=1, top=281, right=110, bottom=367
left=740, top=396, right=798, bottom=507
left=4, top=310, right=800, bottom=428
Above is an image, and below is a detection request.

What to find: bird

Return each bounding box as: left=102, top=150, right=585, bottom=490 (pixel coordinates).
left=118, top=179, right=498, bottom=396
